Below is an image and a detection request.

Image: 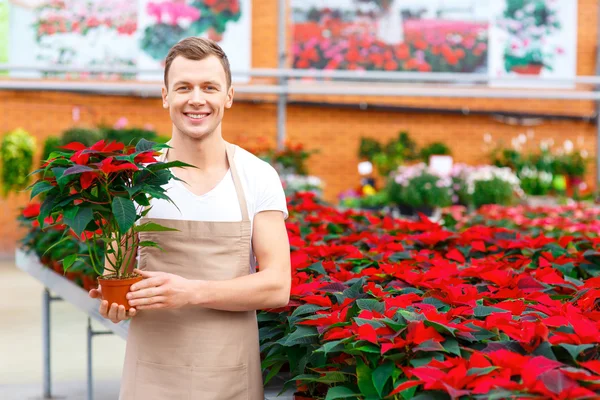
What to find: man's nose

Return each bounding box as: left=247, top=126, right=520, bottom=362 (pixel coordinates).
left=189, top=87, right=206, bottom=105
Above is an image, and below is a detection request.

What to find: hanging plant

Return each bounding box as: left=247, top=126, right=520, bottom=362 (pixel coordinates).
left=0, top=128, right=36, bottom=197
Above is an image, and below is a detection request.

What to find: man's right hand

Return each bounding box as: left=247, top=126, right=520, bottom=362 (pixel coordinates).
left=89, top=286, right=137, bottom=323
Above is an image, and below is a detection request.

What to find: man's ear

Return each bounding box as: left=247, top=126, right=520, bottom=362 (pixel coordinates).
left=161, top=86, right=169, bottom=108
left=225, top=86, right=234, bottom=109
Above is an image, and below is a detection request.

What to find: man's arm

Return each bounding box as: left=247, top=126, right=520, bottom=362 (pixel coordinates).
left=128, top=210, right=291, bottom=312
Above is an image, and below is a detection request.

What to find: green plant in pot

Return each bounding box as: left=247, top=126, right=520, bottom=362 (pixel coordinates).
left=28, top=139, right=193, bottom=310
left=0, top=128, right=36, bottom=196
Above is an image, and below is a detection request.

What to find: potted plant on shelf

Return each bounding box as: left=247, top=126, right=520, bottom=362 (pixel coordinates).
left=27, top=139, right=192, bottom=309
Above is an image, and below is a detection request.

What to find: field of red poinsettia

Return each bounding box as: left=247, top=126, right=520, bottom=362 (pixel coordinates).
left=260, top=193, right=600, bottom=399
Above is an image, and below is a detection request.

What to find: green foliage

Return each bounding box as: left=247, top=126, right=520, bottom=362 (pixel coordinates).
left=387, top=172, right=453, bottom=209
left=420, top=142, right=452, bottom=163
left=140, top=23, right=187, bottom=61
left=41, top=136, right=62, bottom=164
left=0, top=128, right=36, bottom=196
left=359, top=131, right=419, bottom=177
left=61, top=127, right=104, bottom=147
left=99, top=126, right=158, bottom=146
left=472, top=177, right=516, bottom=208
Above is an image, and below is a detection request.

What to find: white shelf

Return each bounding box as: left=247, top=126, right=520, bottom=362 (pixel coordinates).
left=15, top=249, right=130, bottom=339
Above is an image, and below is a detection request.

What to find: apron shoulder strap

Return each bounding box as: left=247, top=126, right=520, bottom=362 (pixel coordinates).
left=225, top=142, right=250, bottom=222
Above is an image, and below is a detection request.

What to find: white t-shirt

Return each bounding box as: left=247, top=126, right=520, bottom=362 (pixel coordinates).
left=142, top=145, right=289, bottom=273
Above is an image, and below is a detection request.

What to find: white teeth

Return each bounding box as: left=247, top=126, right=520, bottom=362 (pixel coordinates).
left=187, top=113, right=208, bottom=119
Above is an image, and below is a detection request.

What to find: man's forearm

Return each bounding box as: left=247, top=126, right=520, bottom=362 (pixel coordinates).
left=187, top=268, right=290, bottom=312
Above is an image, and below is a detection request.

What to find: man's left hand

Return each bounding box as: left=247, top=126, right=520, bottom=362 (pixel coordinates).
left=127, top=269, right=194, bottom=310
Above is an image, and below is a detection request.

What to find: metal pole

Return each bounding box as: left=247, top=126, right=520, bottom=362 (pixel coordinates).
left=276, top=0, right=288, bottom=151
left=42, top=289, right=51, bottom=399
left=87, top=318, right=93, bottom=400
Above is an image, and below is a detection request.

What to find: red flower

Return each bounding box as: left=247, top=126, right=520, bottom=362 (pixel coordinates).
left=22, top=203, right=41, bottom=218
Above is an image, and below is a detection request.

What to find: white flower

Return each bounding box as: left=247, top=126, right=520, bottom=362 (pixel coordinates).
left=563, top=140, right=574, bottom=154
left=483, top=133, right=492, bottom=143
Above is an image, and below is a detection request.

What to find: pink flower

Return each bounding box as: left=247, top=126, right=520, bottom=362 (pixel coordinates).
left=113, top=117, right=128, bottom=129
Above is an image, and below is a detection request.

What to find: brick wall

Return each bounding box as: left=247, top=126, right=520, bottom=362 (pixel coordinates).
left=0, top=0, right=598, bottom=255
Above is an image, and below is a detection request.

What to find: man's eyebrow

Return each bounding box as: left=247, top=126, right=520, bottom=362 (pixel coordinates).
left=172, top=80, right=221, bottom=87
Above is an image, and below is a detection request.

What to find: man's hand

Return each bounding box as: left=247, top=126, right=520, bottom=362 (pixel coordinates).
left=89, top=286, right=137, bottom=323
left=126, top=269, right=193, bottom=310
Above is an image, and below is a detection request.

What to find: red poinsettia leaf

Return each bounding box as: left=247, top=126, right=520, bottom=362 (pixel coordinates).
left=388, top=379, right=423, bottom=395
left=70, top=150, right=90, bottom=165
left=134, top=151, right=158, bottom=163
left=446, top=248, right=466, bottom=263
left=103, top=141, right=125, bottom=152
left=581, top=360, right=600, bottom=376
left=80, top=172, right=98, bottom=190
left=90, top=140, right=106, bottom=151
left=61, top=142, right=86, bottom=151
left=471, top=240, right=486, bottom=253
left=357, top=323, right=378, bottom=345
left=302, top=295, right=332, bottom=307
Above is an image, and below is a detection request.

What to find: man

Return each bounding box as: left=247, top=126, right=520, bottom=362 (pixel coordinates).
left=88, top=37, right=292, bottom=399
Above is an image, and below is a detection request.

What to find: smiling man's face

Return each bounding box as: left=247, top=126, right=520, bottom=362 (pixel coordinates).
left=162, top=55, right=234, bottom=140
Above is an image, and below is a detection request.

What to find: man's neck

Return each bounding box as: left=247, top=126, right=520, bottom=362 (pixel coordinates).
left=167, top=130, right=228, bottom=172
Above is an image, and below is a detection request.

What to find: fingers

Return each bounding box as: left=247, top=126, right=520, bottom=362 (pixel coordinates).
left=99, top=301, right=134, bottom=323
left=128, top=287, right=163, bottom=300
left=129, top=296, right=167, bottom=308
left=137, top=303, right=165, bottom=310
left=133, top=269, right=158, bottom=278
left=88, top=288, right=102, bottom=299
left=130, top=276, right=166, bottom=292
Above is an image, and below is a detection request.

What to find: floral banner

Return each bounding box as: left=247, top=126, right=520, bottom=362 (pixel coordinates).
left=137, top=0, right=250, bottom=82
left=7, top=0, right=250, bottom=82
left=291, top=0, right=577, bottom=86
left=490, top=0, right=577, bottom=86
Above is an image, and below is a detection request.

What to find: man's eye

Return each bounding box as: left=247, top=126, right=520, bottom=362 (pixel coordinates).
left=206, top=86, right=216, bottom=91
left=177, top=86, right=189, bottom=91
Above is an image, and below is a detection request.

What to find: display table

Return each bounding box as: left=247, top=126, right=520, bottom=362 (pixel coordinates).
left=15, top=249, right=292, bottom=400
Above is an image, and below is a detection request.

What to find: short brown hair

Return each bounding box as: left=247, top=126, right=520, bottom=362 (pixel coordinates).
left=163, top=37, right=232, bottom=89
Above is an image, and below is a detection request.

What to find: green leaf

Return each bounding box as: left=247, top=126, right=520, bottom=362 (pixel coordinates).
left=30, top=181, right=54, bottom=199
left=38, top=194, right=57, bottom=228
left=147, top=160, right=195, bottom=171
left=304, top=261, right=327, bottom=276
left=413, top=339, right=445, bottom=353
left=134, top=221, right=179, bottom=233
left=291, top=304, right=328, bottom=318
left=64, top=207, right=93, bottom=237
left=356, top=358, right=379, bottom=398
left=133, top=193, right=150, bottom=207
left=443, top=338, right=461, bottom=356
left=372, top=361, right=394, bottom=398
left=263, top=362, right=284, bottom=386
left=283, top=326, right=318, bottom=346
left=316, top=371, right=347, bottom=384
left=315, top=340, right=345, bottom=355
left=62, top=254, right=78, bottom=271
left=138, top=241, right=164, bottom=252
left=558, top=344, right=595, bottom=361
left=474, top=305, right=508, bottom=318
left=324, top=386, right=360, bottom=400
left=356, top=299, right=385, bottom=314
left=424, top=320, right=457, bottom=337
left=112, top=197, right=136, bottom=233
left=135, top=138, right=157, bottom=152
left=389, top=251, right=412, bottom=261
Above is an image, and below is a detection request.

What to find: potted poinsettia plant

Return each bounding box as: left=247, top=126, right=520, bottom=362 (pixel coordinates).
left=27, top=138, right=191, bottom=309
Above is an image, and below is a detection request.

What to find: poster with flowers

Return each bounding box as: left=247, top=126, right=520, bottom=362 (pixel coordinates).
left=489, top=0, right=577, bottom=87
left=8, top=0, right=138, bottom=80
left=0, top=0, right=7, bottom=76
left=137, top=0, right=250, bottom=82
left=292, top=0, right=491, bottom=73
left=291, top=0, right=577, bottom=86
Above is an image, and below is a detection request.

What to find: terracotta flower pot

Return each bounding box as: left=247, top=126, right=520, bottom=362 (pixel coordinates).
left=511, top=64, right=543, bottom=75
left=98, top=275, right=142, bottom=310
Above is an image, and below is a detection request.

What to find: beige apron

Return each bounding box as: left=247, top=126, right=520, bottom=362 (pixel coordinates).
left=119, top=142, right=264, bottom=400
